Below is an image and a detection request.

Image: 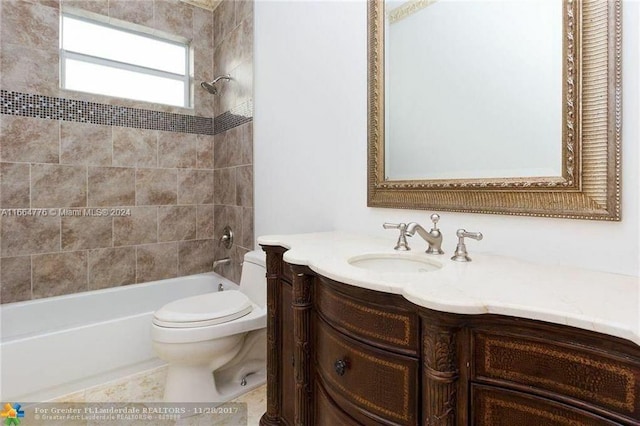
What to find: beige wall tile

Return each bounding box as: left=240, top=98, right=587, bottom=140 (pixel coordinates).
left=154, top=0, right=193, bottom=39
left=238, top=13, right=253, bottom=61
left=113, top=206, right=157, bottom=246
left=158, top=205, right=197, bottom=241
left=193, top=5, right=214, bottom=51
left=62, top=0, right=109, bottom=15
left=0, top=162, right=30, bottom=208
left=196, top=204, right=215, bottom=239
left=0, top=256, right=32, bottom=303
left=113, top=127, right=158, bottom=168
left=195, top=80, right=216, bottom=117
left=31, top=164, right=87, bottom=208
left=193, top=6, right=215, bottom=116
left=235, top=0, right=253, bottom=25
left=214, top=126, right=242, bottom=168
left=61, top=122, right=112, bottom=166
left=214, top=16, right=252, bottom=78
left=178, top=239, right=214, bottom=275
left=32, top=251, right=87, bottom=298
left=1, top=44, right=59, bottom=96
left=236, top=165, right=253, bottom=207
left=213, top=0, right=234, bottom=47
left=241, top=206, right=254, bottom=249
left=108, top=0, right=154, bottom=27
left=178, top=169, right=214, bottom=204
left=158, top=132, right=197, bottom=168
left=136, top=168, right=178, bottom=205
left=62, top=215, right=113, bottom=251
left=0, top=116, right=59, bottom=163
left=136, top=243, right=178, bottom=282
left=239, top=122, right=253, bottom=165
left=1, top=216, right=60, bottom=257
left=88, top=247, right=136, bottom=290
left=1, top=0, right=59, bottom=51
left=88, top=167, right=136, bottom=206
left=196, top=135, right=215, bottom=169
left=217, top=58, right=252, bottom=115
left=213, top=168, right=235, bottom=205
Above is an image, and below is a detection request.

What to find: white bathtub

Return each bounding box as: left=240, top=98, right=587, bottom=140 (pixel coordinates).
left=0, top=272, right=237, bottom=401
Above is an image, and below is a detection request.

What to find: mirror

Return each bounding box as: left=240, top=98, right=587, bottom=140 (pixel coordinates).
left=368, top=0, right=622, bottom=220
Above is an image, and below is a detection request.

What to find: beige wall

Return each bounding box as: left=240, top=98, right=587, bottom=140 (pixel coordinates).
left=0, top=0, right=254, bottom=303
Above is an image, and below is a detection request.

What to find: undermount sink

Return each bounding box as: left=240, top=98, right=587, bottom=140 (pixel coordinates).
left=348, top=253, right=442, bottom=273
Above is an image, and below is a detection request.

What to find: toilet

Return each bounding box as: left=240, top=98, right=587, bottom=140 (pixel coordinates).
left=151, top=250, right=267, bottom=403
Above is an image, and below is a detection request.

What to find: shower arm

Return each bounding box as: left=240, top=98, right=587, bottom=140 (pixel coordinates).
left=201, top=74, right=232, bottom=94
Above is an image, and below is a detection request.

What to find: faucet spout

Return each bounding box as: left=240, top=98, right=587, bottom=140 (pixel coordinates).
left=213, top=257, right=231, bottom=269
left=406, top=221, right=444, bottom=255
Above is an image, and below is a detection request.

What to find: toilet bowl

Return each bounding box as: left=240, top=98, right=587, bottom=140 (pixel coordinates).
left=151, top=250, right=267, bottom=402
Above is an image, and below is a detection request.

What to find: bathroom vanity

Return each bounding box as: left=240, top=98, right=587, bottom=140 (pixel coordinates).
left=257, top=232, right=640, bottom=426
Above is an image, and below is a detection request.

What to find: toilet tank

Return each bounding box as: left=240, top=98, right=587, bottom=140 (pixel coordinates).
left=240, top=250, right=267, bottom=308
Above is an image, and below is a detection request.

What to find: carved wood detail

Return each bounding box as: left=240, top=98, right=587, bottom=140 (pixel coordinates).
left=292, top=266, right=313, bottom=426
left=260, top=249, right=282, bottom=426
left=422, top=323, right=459, bottom=426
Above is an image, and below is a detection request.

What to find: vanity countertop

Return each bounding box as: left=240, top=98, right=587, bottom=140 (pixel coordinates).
left=258, top=231, right=640, bottom=346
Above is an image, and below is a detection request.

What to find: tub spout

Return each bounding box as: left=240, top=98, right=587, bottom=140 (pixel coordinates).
left=213, top=257, right=231, bottom=269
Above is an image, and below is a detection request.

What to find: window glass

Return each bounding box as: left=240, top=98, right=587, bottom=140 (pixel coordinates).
left=61, top=14, right=190, bottom=107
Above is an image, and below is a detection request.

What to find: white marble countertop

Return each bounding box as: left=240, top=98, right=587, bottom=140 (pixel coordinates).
left=258, top=231, right=640, bottom=346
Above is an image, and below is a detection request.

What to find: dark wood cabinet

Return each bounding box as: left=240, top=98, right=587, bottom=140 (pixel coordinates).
left=260, top=246, right=640, bottom=426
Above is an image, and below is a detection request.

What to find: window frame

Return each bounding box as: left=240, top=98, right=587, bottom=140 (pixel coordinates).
left=60, top=13, right=191, bottom=108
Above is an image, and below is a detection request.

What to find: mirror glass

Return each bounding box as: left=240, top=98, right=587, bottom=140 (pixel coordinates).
left=384, top=0, right=563, bottom=180
left=368, top=0, right=622, bottom=220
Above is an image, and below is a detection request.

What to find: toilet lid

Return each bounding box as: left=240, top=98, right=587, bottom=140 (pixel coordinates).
left=153, top=290, right=253, bottom=328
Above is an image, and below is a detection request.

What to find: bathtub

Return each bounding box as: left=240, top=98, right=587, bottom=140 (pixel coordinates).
left=0, top=272, right=237, bottom=402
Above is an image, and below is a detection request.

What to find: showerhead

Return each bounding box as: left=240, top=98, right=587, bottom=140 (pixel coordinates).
left=200, top=74, right=232, bottom=95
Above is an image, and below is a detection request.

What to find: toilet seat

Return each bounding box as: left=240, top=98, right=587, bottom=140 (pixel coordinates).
left=153, top=290, right=253, bottom=328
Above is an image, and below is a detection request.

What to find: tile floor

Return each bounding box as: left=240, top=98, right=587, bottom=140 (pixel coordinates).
left=44, top=365, right=266, bottom=425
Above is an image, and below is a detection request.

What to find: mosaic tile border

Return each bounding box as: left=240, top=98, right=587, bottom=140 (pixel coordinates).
left=214, top=99, right=253, bottom=135
left=0, top=90, right=214, bottom=135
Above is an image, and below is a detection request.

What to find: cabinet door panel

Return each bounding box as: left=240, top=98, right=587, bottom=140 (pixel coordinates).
left=472, top=385, right=622, bottom=426
left=473, top=331, right=640, bottom=419
left=315, top=318, right=419, bottom=426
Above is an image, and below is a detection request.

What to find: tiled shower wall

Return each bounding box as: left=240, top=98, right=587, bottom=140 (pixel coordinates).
left=0, top=0, right=254, bottom=303
left=211, top=0, right=254, bottom=284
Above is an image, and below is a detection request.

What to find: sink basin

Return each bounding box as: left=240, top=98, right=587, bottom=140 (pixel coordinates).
left=348, top=254, right=442, bottom=273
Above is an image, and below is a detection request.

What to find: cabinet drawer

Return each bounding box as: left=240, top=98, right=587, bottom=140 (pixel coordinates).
left=315, top=318, right=419, bottom=426
left=472, top=385, right=621, bottom=426
left=473, top=331, right=640, bottom=419
left=315, top=277, right=419, bottom=355
left=315, top=381, right=360, bottom=426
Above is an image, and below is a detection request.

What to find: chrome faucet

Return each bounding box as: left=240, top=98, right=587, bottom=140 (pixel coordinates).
left=405, top=214, right=444, bottom=255
left=383, top=222, right=410, bottom=250
left=450, top=229, right=483, bottom=262
left=213, top=257, right=231, bottom=269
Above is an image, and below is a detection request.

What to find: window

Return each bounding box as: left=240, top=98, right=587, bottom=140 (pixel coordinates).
left=61, top=14, right=191, bottom=108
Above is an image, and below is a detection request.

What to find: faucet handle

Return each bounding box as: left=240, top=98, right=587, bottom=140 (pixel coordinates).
left=451, top=229, right=483, bottom=262
left=429, top=213, right=440, bottom=230
left=383, top=222, right=406, bottom=231
left=383, top=223, right=410, bottom=251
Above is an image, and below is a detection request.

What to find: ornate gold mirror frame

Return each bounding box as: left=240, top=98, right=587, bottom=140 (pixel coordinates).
left=367, top=0, right=622, bottom=220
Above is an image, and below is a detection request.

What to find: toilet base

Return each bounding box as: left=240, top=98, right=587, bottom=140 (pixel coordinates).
left=159, top=330, right=267, bottom=403
left=163, top=364, right=220, bottom=403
